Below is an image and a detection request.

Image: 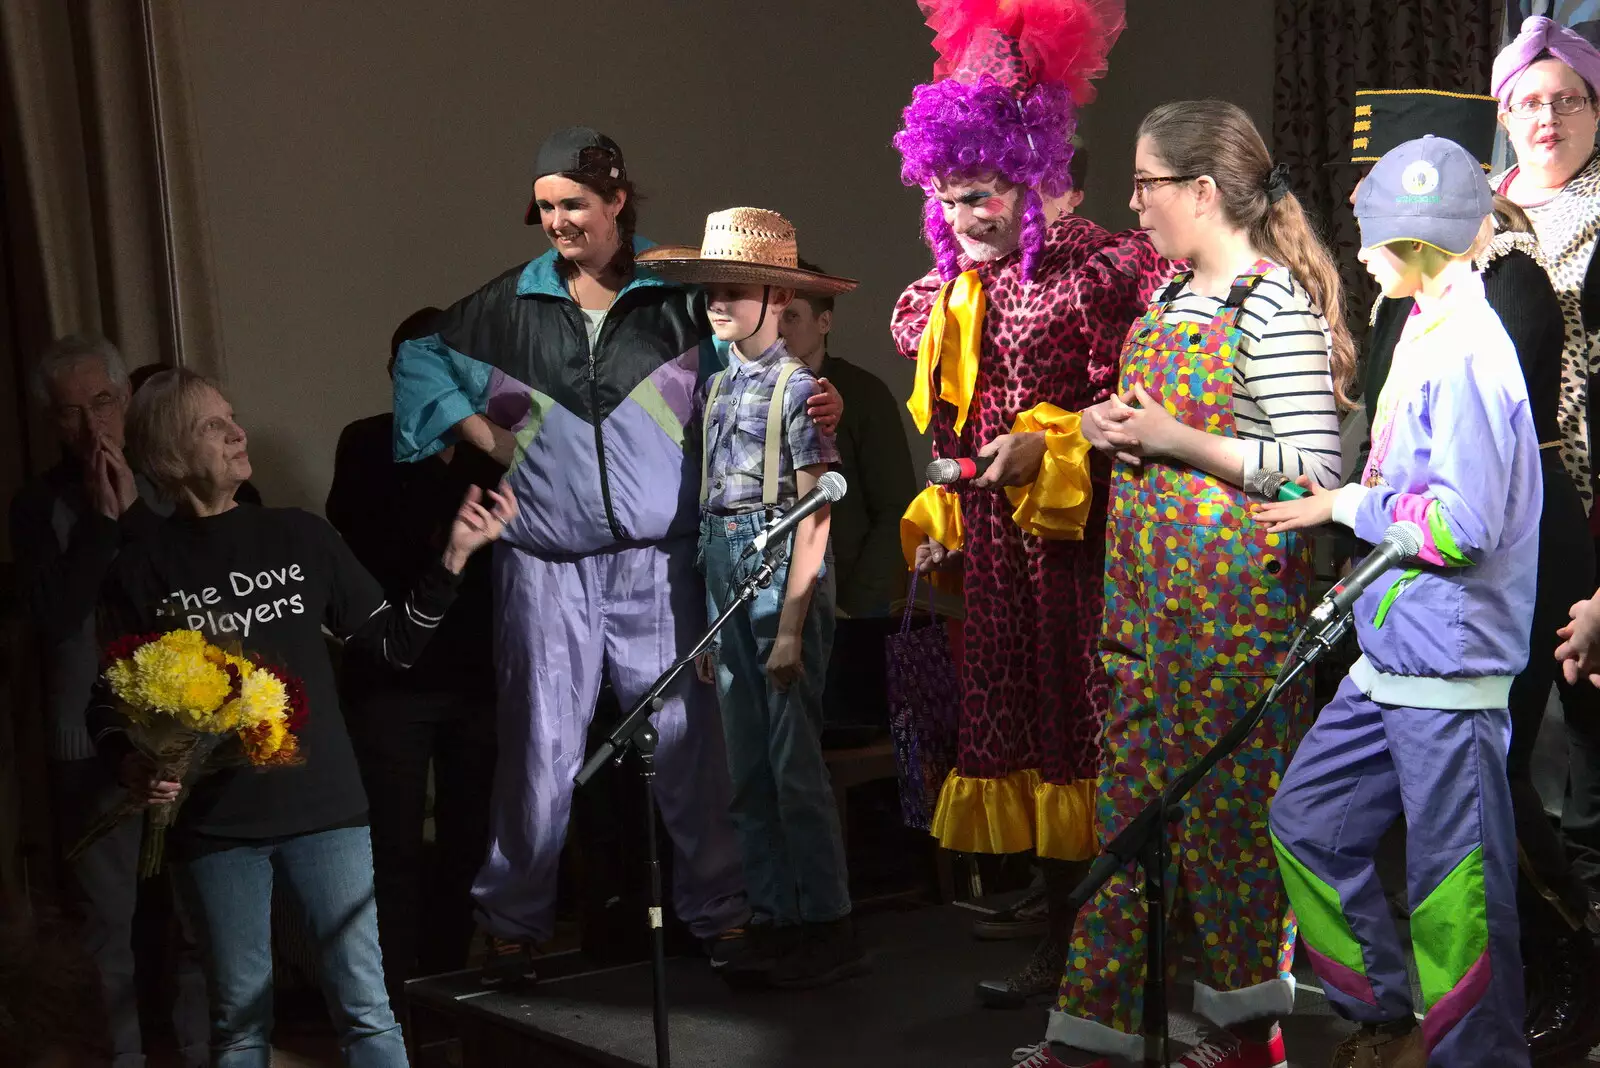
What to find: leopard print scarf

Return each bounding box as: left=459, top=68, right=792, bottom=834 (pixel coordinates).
left=1495, top=151, right=1600, bottom=513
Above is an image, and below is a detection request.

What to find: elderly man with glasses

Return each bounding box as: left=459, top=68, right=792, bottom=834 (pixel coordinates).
left=8, top=335, right=207, bottom=1068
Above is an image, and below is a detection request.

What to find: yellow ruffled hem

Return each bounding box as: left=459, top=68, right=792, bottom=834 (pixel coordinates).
left=1003, top=403, right=1094, bottom=541
left=900, top=484, right=964, bottom=596
left=929, top=768, right=1097, bottom=861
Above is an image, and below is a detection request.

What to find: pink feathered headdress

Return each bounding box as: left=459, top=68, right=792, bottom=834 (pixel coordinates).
left=1492, top=16, right=1600, bottom=105
left=895, top=0, right=1126, bottom=280
left=923, top=0, right=1126, bottom=102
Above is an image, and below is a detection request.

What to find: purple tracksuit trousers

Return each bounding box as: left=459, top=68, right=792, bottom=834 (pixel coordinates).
left=470, top=537, right=748, bottom=943
left=1270, top=677, right=1528, bottom=1067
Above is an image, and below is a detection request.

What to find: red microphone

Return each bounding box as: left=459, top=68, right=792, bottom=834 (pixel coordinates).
left=926, top=456, right=996, bottom=485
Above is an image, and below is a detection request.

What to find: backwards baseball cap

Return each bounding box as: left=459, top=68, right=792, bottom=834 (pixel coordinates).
left=1353, top=134, right=1493, bottom=255
left=524, top=126, right=627, bottom=225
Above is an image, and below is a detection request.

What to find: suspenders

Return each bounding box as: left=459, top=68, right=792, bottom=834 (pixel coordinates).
left=700, top=358, right=804, bottom=517
left=1156, top=269, right=1269, bottom=326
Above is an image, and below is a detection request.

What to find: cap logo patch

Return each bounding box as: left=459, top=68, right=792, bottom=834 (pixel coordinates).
left=1401, top=160, right=1440, bottom=195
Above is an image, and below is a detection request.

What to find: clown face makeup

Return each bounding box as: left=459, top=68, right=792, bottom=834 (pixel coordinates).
left=931, top=175, right=1025, bottom=262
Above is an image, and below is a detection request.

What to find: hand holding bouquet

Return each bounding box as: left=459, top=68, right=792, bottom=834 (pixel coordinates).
left=68, top=629, right=307, bottom=875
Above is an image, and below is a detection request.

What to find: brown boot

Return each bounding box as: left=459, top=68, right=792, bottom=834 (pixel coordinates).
left=1329, top=1025, right=1426, bottom=1068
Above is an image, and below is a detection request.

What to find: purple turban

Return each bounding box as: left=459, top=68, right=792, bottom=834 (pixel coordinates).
left=1492, top=16, right=1600, bottom=105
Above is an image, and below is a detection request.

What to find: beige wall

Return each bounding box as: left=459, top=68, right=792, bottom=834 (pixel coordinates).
left=178, top=0, right=1273, bottom=511
left=1077, top=0, right=1276, bottom=227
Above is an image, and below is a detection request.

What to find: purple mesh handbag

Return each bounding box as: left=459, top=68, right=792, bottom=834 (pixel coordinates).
left=885, top=570, right=959, bottom=831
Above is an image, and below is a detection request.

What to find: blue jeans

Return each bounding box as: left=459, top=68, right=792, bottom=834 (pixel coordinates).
left=700, top=510, right=851, bottom=926
left=174, top=826, right=407, bottom=1067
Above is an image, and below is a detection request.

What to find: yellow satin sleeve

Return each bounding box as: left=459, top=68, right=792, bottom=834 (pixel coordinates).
left=899, top=484, right=964, bottom=594
left=907, top=270, right=984, bottom=437
left=1003, top=402, right=1094, bottom=541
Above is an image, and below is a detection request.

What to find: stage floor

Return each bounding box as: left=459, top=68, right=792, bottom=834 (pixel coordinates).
left=406, top=902, right=1360, bottom=1067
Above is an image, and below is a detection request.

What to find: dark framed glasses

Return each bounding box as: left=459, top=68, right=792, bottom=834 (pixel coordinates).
left=1503, top=94, right=1593, bottom=119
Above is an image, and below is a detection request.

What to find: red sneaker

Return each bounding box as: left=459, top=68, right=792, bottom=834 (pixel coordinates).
left=1170, top=1030, right=1287, bottom=1068
left=1009, top=1043, right=1109, bottom=1068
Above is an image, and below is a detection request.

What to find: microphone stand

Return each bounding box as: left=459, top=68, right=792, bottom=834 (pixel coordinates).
left=574, top=549, right=780, bottom=1068
left=1063, top=606, right=1353, bottom=1067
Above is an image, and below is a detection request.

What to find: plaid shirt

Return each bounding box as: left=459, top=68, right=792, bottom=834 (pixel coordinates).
left=700, top=339, right=838, bottom=515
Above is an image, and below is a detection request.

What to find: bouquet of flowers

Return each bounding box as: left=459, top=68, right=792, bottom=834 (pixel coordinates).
left=67, top=629, right=307, bottom=875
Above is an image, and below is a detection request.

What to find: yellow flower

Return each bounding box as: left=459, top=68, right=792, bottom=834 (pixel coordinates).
left=235, top=669, right=288, bottom=727
left=217, top=668, right=289, bottom=736
left=108, top=637, right=231, bottom=728
left=104, top=630, right=236, bottom=730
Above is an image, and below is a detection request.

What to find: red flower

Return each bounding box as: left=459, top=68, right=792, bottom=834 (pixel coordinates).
left=102, top=632, right=159, bottom=666
left=282, top=673, right=309, bottom=732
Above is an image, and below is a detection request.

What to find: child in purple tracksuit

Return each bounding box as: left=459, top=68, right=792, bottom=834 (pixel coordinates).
left=1255, top=136, right=1540, bottom=1068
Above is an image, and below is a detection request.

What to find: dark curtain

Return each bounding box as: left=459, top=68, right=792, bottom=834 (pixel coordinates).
left=0, top=0, right=224, bottom=908
left=1273, top=0, right=1506, bottom=336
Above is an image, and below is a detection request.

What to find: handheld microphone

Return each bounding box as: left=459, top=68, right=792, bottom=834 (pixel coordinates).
left=926, top=456, right=995, bottom=485
left=743, top=471, right=848, bottom=559
left=1307, top=521, right=1425, bottom=628
left=1246, top=470, right=1308, bottom=501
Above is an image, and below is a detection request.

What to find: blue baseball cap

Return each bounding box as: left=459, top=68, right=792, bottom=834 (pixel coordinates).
left=1353, top=134, right=1493, bottom=256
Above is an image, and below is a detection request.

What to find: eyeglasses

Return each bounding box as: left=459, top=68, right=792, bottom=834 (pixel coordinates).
left=1132, top=174, right=1199, bottom=198
left=52, top=392, right=121, bottom=424
left=1503, top=94, right=1593, bottom=119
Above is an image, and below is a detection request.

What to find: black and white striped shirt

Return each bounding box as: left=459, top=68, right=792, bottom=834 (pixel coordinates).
left=1156, top=265, right=1343, bottom=488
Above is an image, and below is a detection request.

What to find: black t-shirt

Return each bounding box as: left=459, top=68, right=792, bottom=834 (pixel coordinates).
left=92, top=504, right=460, bottom=843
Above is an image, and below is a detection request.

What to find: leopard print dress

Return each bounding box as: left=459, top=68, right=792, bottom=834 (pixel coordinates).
left=1494, top=151, right=1600, bottom=513
left=890, top=215, right=1172, bottom=859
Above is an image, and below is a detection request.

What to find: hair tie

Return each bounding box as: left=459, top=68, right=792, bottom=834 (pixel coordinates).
left=1263, top=162, right=1292, bottom=205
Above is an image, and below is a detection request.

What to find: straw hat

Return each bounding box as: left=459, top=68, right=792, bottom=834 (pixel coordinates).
left=637, top=208, right=857, bottom=295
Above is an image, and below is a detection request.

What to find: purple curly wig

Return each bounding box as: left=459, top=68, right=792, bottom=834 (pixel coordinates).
left=893, top=75, right=1078, bottom=281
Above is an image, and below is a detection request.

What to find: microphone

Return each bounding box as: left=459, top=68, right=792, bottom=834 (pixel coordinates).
left=926, top=456, right=995, bottom=485
left=1246, top=470, right=1308, bottom=501
left=1307, top=521, right=1425, bottom=628
left=743, top=471, right=848, bottom=559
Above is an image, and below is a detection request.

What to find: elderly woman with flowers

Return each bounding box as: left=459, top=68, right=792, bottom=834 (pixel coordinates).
left=93, top=368, right=514, bottom=1068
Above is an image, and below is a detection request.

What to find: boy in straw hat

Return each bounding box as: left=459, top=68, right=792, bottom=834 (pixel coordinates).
left=637, top=209, right=865, bottom=990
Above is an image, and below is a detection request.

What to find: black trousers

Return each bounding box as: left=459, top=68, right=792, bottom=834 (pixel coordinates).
left=51, top=757, right=208, bottom=1067
left=1510, top=489, right=1600, bottom=937
left=347, top=688, right=496, bottom=995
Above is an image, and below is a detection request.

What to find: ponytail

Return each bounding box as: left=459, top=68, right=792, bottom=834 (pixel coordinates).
left=1140, top=100, right=1357, bottom=410
left=1252, top=194, right=1357, bottom=409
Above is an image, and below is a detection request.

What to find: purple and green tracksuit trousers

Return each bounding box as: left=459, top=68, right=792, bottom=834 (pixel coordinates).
left=1269, top=675, right=1527, bottom=1068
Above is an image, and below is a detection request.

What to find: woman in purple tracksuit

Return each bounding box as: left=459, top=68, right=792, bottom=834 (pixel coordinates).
left=391, top=127, right=840, bottom=979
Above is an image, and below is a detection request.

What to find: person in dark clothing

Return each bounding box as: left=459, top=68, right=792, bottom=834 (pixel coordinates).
left=779, top=261, right=917, bottom=619
left=8, top=335, right=207, bottom=1068
left=102, top=368, right=514, bottom=1067
left=1336, top=88, right=1600, bottom=1063
left=326, top=307, right=500, bottom=1001
left=777, top=260, right=917, bottom=752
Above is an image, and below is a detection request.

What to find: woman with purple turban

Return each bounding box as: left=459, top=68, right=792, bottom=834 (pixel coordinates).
left=1491, top=7, right=1600, bottom=1003
left=890, top=0, right=1171, bottom=1009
